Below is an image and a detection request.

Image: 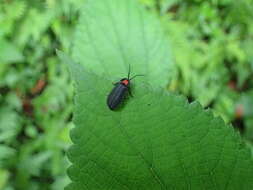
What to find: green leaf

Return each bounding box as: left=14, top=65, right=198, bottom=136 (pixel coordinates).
left=0, top=40, right=24, bottom=63
left=0, top=145, right=16, bottom=167
left=61, top=53, right=253, bottom=189
left=72, top=0, right=173, bottom=89
left=0, top=107, right=22, bottom=143
left=0, top=169, right=9, bottom=189
left=63, top=0, right=253, bottom=189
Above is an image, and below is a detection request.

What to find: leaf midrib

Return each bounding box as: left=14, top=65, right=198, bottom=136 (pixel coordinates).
left=118, top=113, right=168, bottom=190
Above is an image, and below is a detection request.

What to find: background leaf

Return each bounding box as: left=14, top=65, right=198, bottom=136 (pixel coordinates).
left=64, top=54, right=253, bottom=189
left=72, top=0, right=173, bottom=88
left=0, top=40, right=24, bottom=63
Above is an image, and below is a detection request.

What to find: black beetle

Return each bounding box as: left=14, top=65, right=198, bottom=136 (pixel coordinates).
left=107, top=65, right=143, bottom=110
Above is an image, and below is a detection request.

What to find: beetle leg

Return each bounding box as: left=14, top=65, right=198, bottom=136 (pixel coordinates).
left=128, top=87, right=133, bottom=97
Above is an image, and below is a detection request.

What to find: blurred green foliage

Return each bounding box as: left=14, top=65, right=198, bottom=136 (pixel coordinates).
left=160, top=0, right=253, bottom=123
left=0, top=0, right=82, bottom=189
left=0, top=0, right=253, bottom=189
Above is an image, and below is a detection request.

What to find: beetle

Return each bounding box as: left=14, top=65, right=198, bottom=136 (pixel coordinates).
left=107, top=65, right=143, bottom=110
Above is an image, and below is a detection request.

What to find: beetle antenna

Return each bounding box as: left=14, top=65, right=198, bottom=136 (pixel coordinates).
left=127, top=64, right=131, bottom=80
left=130, top=74, right=145, bottom=80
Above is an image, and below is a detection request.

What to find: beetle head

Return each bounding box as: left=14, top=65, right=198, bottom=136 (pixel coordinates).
left=120, top=78, right=130, bottom=86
